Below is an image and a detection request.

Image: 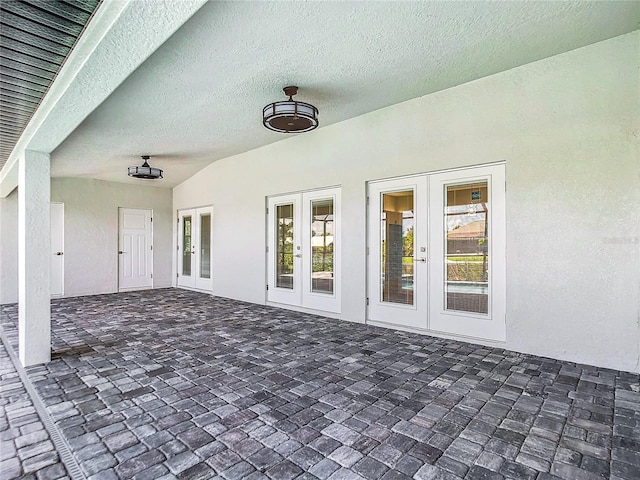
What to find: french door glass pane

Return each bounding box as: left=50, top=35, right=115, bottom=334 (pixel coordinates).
left=182, top=216, right=192, bottom=276
left=311, top=199, right=334, bottom=294
left=276, top=204, right=294, bottom=289
left=445, top=182, right=489, bottom=314
left=381, top=190, right=414, bottom=305
left=199, top=213, right=211, bottom=279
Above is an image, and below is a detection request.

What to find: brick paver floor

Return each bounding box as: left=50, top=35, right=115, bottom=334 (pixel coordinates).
left=0, top=339, right=69, bottom=479
left=1, top=288, right=639, bottom=480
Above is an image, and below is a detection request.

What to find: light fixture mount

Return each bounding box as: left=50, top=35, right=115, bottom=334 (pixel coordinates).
left=283, top=85, right=298, bottom=99
left=128, top=155, right=163, bottom=179
left=263, top=86, right=319, bottom=133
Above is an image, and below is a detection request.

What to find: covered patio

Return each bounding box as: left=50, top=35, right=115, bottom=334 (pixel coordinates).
left=1, top=289, right=638, bottom=480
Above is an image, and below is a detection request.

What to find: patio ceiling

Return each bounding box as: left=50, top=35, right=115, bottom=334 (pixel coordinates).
left=1, top=1, right=638, bottom=188
left=0, top=0, right=101, bottom=171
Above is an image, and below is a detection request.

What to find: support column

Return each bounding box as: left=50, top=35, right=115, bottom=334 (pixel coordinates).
left=18, top=150, right=51, bottom=366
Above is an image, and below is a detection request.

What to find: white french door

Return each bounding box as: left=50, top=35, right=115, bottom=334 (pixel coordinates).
left=429, top=166, right=505, bottom=340
left=368, top=177, right=428, bottom=329
left=367, top=164, right=505, bottom=342
left=118, top=208, right=153, bottom=291
left=177, top=206, right=213, bottom=291
left=267, top=193, right=300, bottom=305
left=50, top=202, right=64, bottom=297
left=267, top=187, right=341, bottom=313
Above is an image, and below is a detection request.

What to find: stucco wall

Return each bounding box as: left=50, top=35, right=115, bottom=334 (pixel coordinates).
left=0, top=190, right=18, bottom=304
left=51, top=178, right=173, bottom=297
left=0, top=178, right=173, bottom=303
left=174, top=32, right=639, bottom=373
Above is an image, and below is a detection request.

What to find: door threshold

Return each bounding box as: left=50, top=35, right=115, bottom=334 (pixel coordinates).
left=176, top=286, right=213, bottom=294
left=118, top=286, right=153, bottom=293
left=366, top=319, right=506, bottom=347
left=266, top=301, right=343, bottom=321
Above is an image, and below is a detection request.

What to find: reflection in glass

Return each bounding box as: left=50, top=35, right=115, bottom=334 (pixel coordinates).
left=200, top=213, right=211, bottom=279
left=381, top=190, right=414, bottom=305
left=311, top=199, right=334, bottom=294
left=182, top=216, right=192, bottom=276
left=445, top=182, right=489, bottom=314
left=276, top=204, right=294, bottom=289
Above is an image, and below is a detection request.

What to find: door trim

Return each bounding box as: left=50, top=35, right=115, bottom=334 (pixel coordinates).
left=367, top=161, right=506, bottom=186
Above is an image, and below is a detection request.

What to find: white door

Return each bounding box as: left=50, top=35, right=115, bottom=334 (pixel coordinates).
left=266, top=194, right=300, bottom=305
left=177, top=206, right=213, bottom=291
left=267, top=187, right=341, bottom=313
left=368, top=177, right=428, bottom=329
left=428, top=165, right=506, bottom=341
left=367, top=164, right=505, bottom=342
left=50, top=202, right=64, bottom=297
left=118, top=208, right=152, bottom=291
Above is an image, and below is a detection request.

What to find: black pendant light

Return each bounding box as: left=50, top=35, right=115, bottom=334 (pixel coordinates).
left=263, top=86, right=319, bottom=133
left=128, top=155, right=163, bottom=179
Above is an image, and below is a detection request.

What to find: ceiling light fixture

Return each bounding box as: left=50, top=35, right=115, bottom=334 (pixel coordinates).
left=128, top=155, right=163, bottom=179
left=263, top=86, right=318, bottom=133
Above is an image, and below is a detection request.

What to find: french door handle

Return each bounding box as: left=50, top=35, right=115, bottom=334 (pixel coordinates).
left=55, top=252, right=63, bottom=256
left=294, top=254, right=302, bottom=258
left=118, top=251, right=124, bottom=255
left=413, top=257, right=426, bottom=263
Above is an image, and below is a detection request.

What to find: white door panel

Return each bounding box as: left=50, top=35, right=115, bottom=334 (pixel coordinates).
left=136, top=234, right=148, bottom=277
left=267, top=194, right=301, bottom=306
left=367, top=178, right=428, bottom=329
left=178, top=209, right=195, bottom=288
left=50, top=202, right=64, bottom=297
left=301, top=188, right=341, bottom=312
left=428, top=165, right=506, bottom=341
left=119, top=208, right=152, bottom=291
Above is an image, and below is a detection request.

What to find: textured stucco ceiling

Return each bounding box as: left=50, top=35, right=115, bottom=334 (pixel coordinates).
left=50, top=1, right=640, bottom=188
